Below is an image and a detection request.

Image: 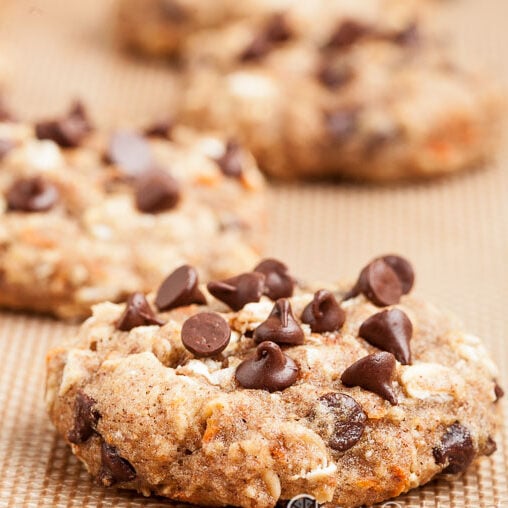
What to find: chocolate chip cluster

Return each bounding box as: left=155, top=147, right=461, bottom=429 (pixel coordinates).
left=2, top=102, right=245, bottom=216
left=114, top=254, right=419, bottom=400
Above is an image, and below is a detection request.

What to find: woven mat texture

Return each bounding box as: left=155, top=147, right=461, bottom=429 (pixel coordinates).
left=0, top=0, right=507, bottom=506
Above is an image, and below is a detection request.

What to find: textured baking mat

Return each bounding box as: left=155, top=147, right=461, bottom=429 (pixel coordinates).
left=0, top=0, right=507, bottom=506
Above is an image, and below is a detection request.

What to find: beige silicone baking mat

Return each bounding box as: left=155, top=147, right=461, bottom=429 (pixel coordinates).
left=0, top=0, right=507, bottom=506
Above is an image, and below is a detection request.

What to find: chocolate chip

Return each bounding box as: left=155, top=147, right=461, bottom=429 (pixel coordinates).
left=235, top=341, right=298, bottom=392
left=105, top=131, right=153, bottom=177
left=35, top=101, right=92, bottom=148
left=357, top=259, right=403, bottom=307
left=99, top=442, right=136, bottom=486
left=240, top=13, right=292, bottom=62
left=359, top=308, right=412, bottom=365
left=326, top=20, right=370, bottom=49
left=318, top=392, right=367, bottom=452
left=301, top=290, right=345, bottom=333
left=381, top=255, right=414, bottom=294
left=494, top=382, right=504, bottom=401
left=324, top=107, right=360, bottom=142
left=433, top=423, right=475, bottom=474
left=155, top=265, right=206, bottom=311
left=264, top=13, right=292, bottom=43
left=240, top=33, right=271, bottom=62
left=341, top=352, right=398, bottom=405
left=207, top=272, right=265, bottom=311
left=67, top=391, right=100, bottom=444
left=317, top=63, right=355, bottom=90
left=181, top=312, right=231, bottom=357
left=116, top=292, right=164, bottom=331
left=6, top=176, right=59, bottom=212
left=135, top=167, right=180, bottom=213
left=391, top=22, right=420, bottom=47
left=214, top=141, right=243, bottom=178
left=345, top=255, right=414, bottom=302
left=254, top=298, right=304, bottom=346
left=0, top=138, right=14, bottom=160
left=254, top=258, right=295, bottom=300
left=144, top=118, right=173, bottom=139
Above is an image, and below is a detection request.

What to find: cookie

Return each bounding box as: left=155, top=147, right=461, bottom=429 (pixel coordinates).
left=45, top=255, right=501, bottom=507
left=117, top=0, right=294, bottom=57
left=0, top=103, right=265, bottom=319
left=179, top=3, right=502, bottom=180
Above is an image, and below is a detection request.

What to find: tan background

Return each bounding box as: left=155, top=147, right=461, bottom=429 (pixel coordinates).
left=0, top=0, right=507, bottom=506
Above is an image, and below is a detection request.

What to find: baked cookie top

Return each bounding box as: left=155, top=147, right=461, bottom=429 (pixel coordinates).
left=0, top=103, right=265, bottom=318
left=45, top=255, right=502, bottom=507
left=179, top=5, right=502, bottom=180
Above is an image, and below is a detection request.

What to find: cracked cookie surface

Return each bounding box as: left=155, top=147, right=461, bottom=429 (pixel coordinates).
left=45, top=256, right=501, bottom=507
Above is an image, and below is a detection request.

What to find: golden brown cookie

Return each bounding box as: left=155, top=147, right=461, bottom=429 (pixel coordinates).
left=45, top=255, right=501, bottom=506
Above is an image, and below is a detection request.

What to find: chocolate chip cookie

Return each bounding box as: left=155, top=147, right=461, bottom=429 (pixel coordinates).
left=0, top=103, right=265, bottom=319
left=45, top=255, right=501, bottom=506
left=179, top=2, right=502, bottom=180
left=117, top=0, right=502, bottom=181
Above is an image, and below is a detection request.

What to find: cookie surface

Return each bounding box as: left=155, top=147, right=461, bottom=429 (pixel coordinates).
left=45, top=256, right=501, bottom=507
left=0, top=105, right=264, bottom=318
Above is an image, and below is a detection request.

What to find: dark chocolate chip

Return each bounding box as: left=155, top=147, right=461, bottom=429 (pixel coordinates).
left=317, top=62, right=354, bottom=90
left=35, top=101, right=92, bottom=148
left=341, top=352, right=398, bottom=405
left=99, top=442, right=136, bottom=486
left=155, top=265, right=207, bottom=311
left=67, top=391, right=100, bottom=444
left=207, top=272, right=265, bottom=311
left=239, top=13, right=292, bottom=62
left=345, top=254, right=414, bottom=302
left=135, top=167, right=180, bottom=213
left=214, top=141, right=243, bottom=178
left=116, top=292, right=164, bottom=331
left=235, top=341, right=298, bottom=392
left=254, top=298, right=304, bottom=346
left=301, top=290, right=345, bottom=333
left=326, top=20, right=370, bottom=49
left=359, top=259, right=403, bottom=307
left=494, top=382, right=504, bottom=402
left=240, top=33, right=272, bottom=62
left=264, top=13, right=292, bottom=43
left=318, top=392, right=367, bottom=452
left=381, top=255, right=414, bottom=295
left=181, top=312, right=231, bottom=357
left=105, top=130, right=153, bottom=177
left=144, top=118, right=173, bottom=139
left=433, top=423, right=475, bottom=474
left=324, top=107, right=360, bottom=142
left=254, top=258, right=295, bottom=300
left=6, top=176, right=59, bottom=212
left=359, top=308, right=412, bottom=365
left=0, top=138, right=14, bottom=160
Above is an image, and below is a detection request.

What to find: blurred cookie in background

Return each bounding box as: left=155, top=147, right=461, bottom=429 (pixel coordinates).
left=0, top=102, right=265, bottom=319
left=116, top=0, right=504, bottom=181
